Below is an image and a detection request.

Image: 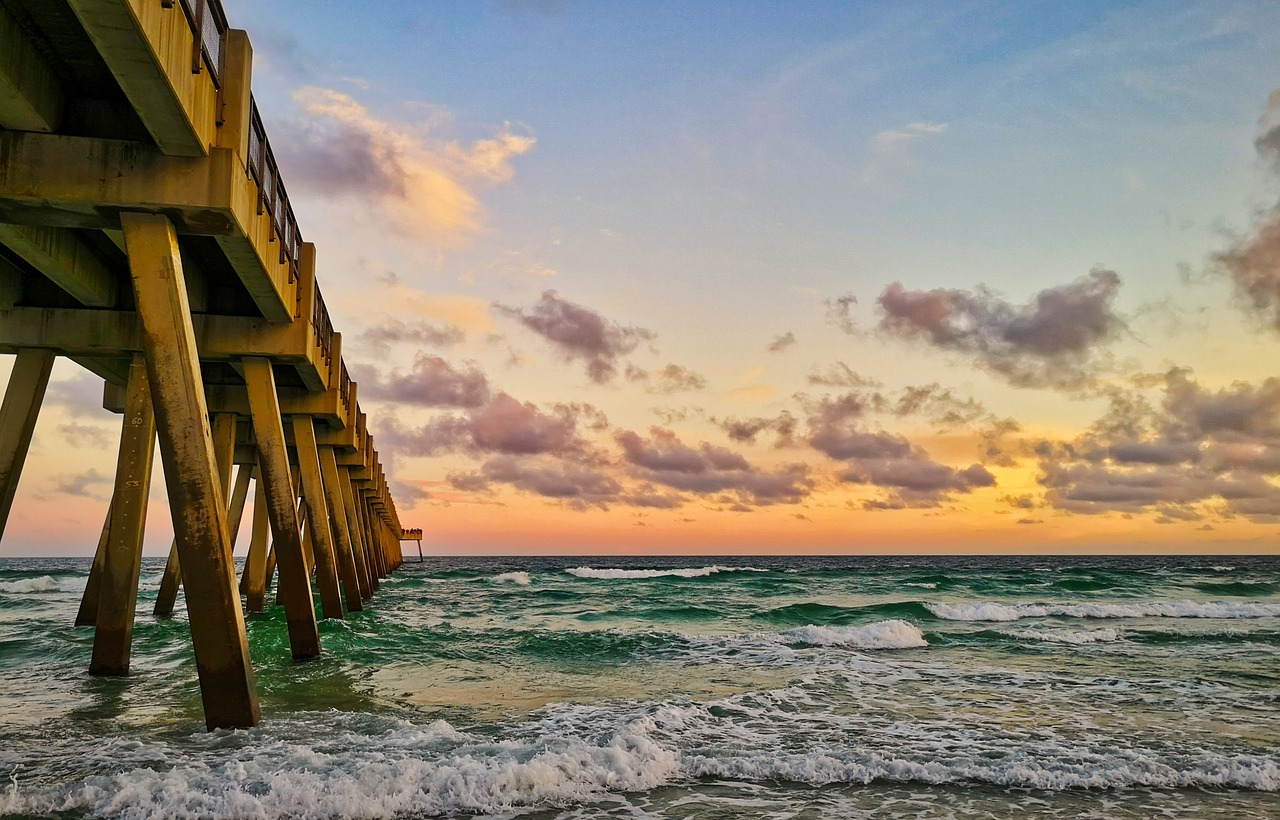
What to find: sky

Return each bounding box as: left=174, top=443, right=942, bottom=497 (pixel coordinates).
left=6, top=0, right=1280, bottom=555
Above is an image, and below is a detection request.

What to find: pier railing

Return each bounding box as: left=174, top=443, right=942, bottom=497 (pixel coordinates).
left=246, top=98, right=303, bottom=282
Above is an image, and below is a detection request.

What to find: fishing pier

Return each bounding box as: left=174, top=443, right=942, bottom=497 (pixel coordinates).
left=0, top=0, right=416, bottom=729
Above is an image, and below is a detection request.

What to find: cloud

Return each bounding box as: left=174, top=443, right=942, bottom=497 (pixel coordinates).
left=382, top=392, right=592, bottom=457
left=52, top=468, right=112, bottom=500
left=767, top=332, right=797, bottom=353
left=804, top=391, right=995, bottom=508
left=449, top=455, right=621, bottom=507
left=354, top=355, right=490, bottom=409
left=1215, top=90, right=1280, bottom=331
left=495, top=290, right=655, bottom=383
left=1036, top=369, right=1280, bottom=521
left=807, top=362, right=880, bottom=389
left=625, top=363, right=708, bottom=394
left=279, top=87, right=534, bottom=243
left=877, top=268, right=1124, bottom=389
left=616, top=427, right=813, bottom=506
left=56, top=422, right=112, bottom=450
left=714, top=411, right=798, bottom=446
left=861, top=121, right=948, bottom=186
left=824, top=293, right=859, bottom=335
left=360, top=319, right=466, bottom=354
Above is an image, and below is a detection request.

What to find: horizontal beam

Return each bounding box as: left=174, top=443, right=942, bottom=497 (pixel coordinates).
left=0, top=132, right=293, bottom=322
left=0, top=223, right=117, bottom=307
left=0, top=306, right=327, bottom=390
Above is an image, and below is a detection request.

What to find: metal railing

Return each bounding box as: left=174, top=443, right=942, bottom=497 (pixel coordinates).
left=171, top=0, right=228, bottom=89
left=245, top=97, right=303, bottom=282
left=339, top=360, right=352, bottom=411
left=311, top=283, right=334, bottom=368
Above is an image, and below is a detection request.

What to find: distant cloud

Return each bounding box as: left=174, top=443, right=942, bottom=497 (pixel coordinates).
left=714, top=411, right=798, bottom=447
left=824, top=293, right=859, bottom=335
left=861, top=121, right=948, bottom=186
left=382, top=392, right=595, bottom=458
left=52, top=468, right=112, bottom=500
left=355, top=355, right=490, bottom=409
left=625, top=363, right=708, bottom=394
left=495, top=290, right=655, bottom=384
left=1215, top=89, right=1280, bottom=331
left=360, top=319, right=466, bottom=354
left=803, top=391, right=995, bottom=508
left=767, top=332, right=797, bottom=353
left=278, top=86, right=534, bottom=243
left=877, top=268, right=1125, bottom=390
left=1036, top=369, right=1280, bottom=521
left=616, top=427, right=813, bottom=506
left=807, top=362, right=880, bottom=389
left=449, top=455, right=621, bottom=508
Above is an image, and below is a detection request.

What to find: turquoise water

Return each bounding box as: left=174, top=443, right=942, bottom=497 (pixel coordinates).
left=1, top=555, right=1278, bottom=818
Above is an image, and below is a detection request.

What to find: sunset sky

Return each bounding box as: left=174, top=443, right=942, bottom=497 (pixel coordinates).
left=6, top=1, right=1280, bottom=555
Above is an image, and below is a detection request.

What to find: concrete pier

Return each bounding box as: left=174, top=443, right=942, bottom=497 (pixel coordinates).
left=0, top=0, right=412, bottom=730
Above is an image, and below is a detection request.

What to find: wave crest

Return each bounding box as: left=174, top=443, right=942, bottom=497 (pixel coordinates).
left=780, top=620, right=928, bottom=649
left=925, top=600, right=1280, bottom=622
left=566, top=566, right=766, bottom=580
left=489, top=572, right=531, bottom=586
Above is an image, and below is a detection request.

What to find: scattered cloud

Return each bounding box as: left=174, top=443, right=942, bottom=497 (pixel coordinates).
left=625, top=363, right=708, bottom=394
left=360, top=319, right=466, bottom=354
left=877, top=268, right=1125, bottom=389
left=617, top=427, right=813, bottom=506
left=1036, top=369, right=1280, bottom=521
left=354, top=355, right=491, bottom=408
left=767, top=332, right=797, bottom=353
left=279, top=86, right=534, bottom=243
left=861, top=121, right=948, bottom=186
left=495, top=290, right=655, bottom=383
left=1215, top=89, right=1280, bottom=331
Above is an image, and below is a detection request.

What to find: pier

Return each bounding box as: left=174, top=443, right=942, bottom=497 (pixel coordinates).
left=0, top=0, right=411, bottom=729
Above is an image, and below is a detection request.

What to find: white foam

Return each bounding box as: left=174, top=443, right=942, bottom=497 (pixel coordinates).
left=0, top=575, right=84, bottom=594
left=1005, top=627, right=1122, bottom=645
left=926, top=600, right=1280, bottom=622
left=490, top=571, right=531, bottom=586
left=903, top=582, right=937, bottom=589
left=1211, top=565, right=1236, bottom=572
left=779, top=620, right=928, bottom=649
left=566, top=566, right=766, bottom=580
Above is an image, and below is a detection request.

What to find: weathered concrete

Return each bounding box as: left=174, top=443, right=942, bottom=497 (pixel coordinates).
left=64, top=0, right=213, bottom=156
left=0, top=224, right=117, bottom=308
left=0, top=1, right=63, bottom=132
left=89, top=355, right=155, bottom=676
left=0, top=348, right=55, bottom=543
left=242, top=468, right=270, bottom=612
left=75, top=507, right=113, bottom=627
left=243, top=356, right=320, bottom=659
left=320, top=446, right=362, bottom=612
left=123, top=211, right=259, bottom=729
left=293, top=415, right=344, bottom=619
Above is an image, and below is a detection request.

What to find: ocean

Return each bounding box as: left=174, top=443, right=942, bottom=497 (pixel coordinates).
left=0, top=554, right=1277, bottom=818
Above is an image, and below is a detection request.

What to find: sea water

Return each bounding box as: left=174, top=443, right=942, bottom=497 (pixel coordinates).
left=1, top=555, right=1277, bottom=818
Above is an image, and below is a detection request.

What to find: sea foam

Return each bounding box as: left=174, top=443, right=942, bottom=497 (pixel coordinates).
left=566, top=565, right=766, bottom=580
left=779, top=620, right=928, bottom=649
left=0, top=575, right=84, bottom=594
left=925, top=600, right=1280, bottom=622
left=489, top=571, right=532, bottom=586
left=1005, top=627, right=1122, bottom=645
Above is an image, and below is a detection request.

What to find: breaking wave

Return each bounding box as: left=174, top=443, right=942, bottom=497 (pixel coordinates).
left=566, top=566, right=767, bottom=580
left=925, top=600, right=1280, bottom=622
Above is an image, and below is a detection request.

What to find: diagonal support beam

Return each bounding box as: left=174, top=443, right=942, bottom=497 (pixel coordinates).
left=0, top=348, right=55, bottom=544
left=243, top=356, right=320, bottom=659
left=292, top=415, right=344, bottom=620
left=122, top=211, right=258, bottom=730
left=319, top=446, right=362, bottom=613
left=89, top=355, right=155, bottom=675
